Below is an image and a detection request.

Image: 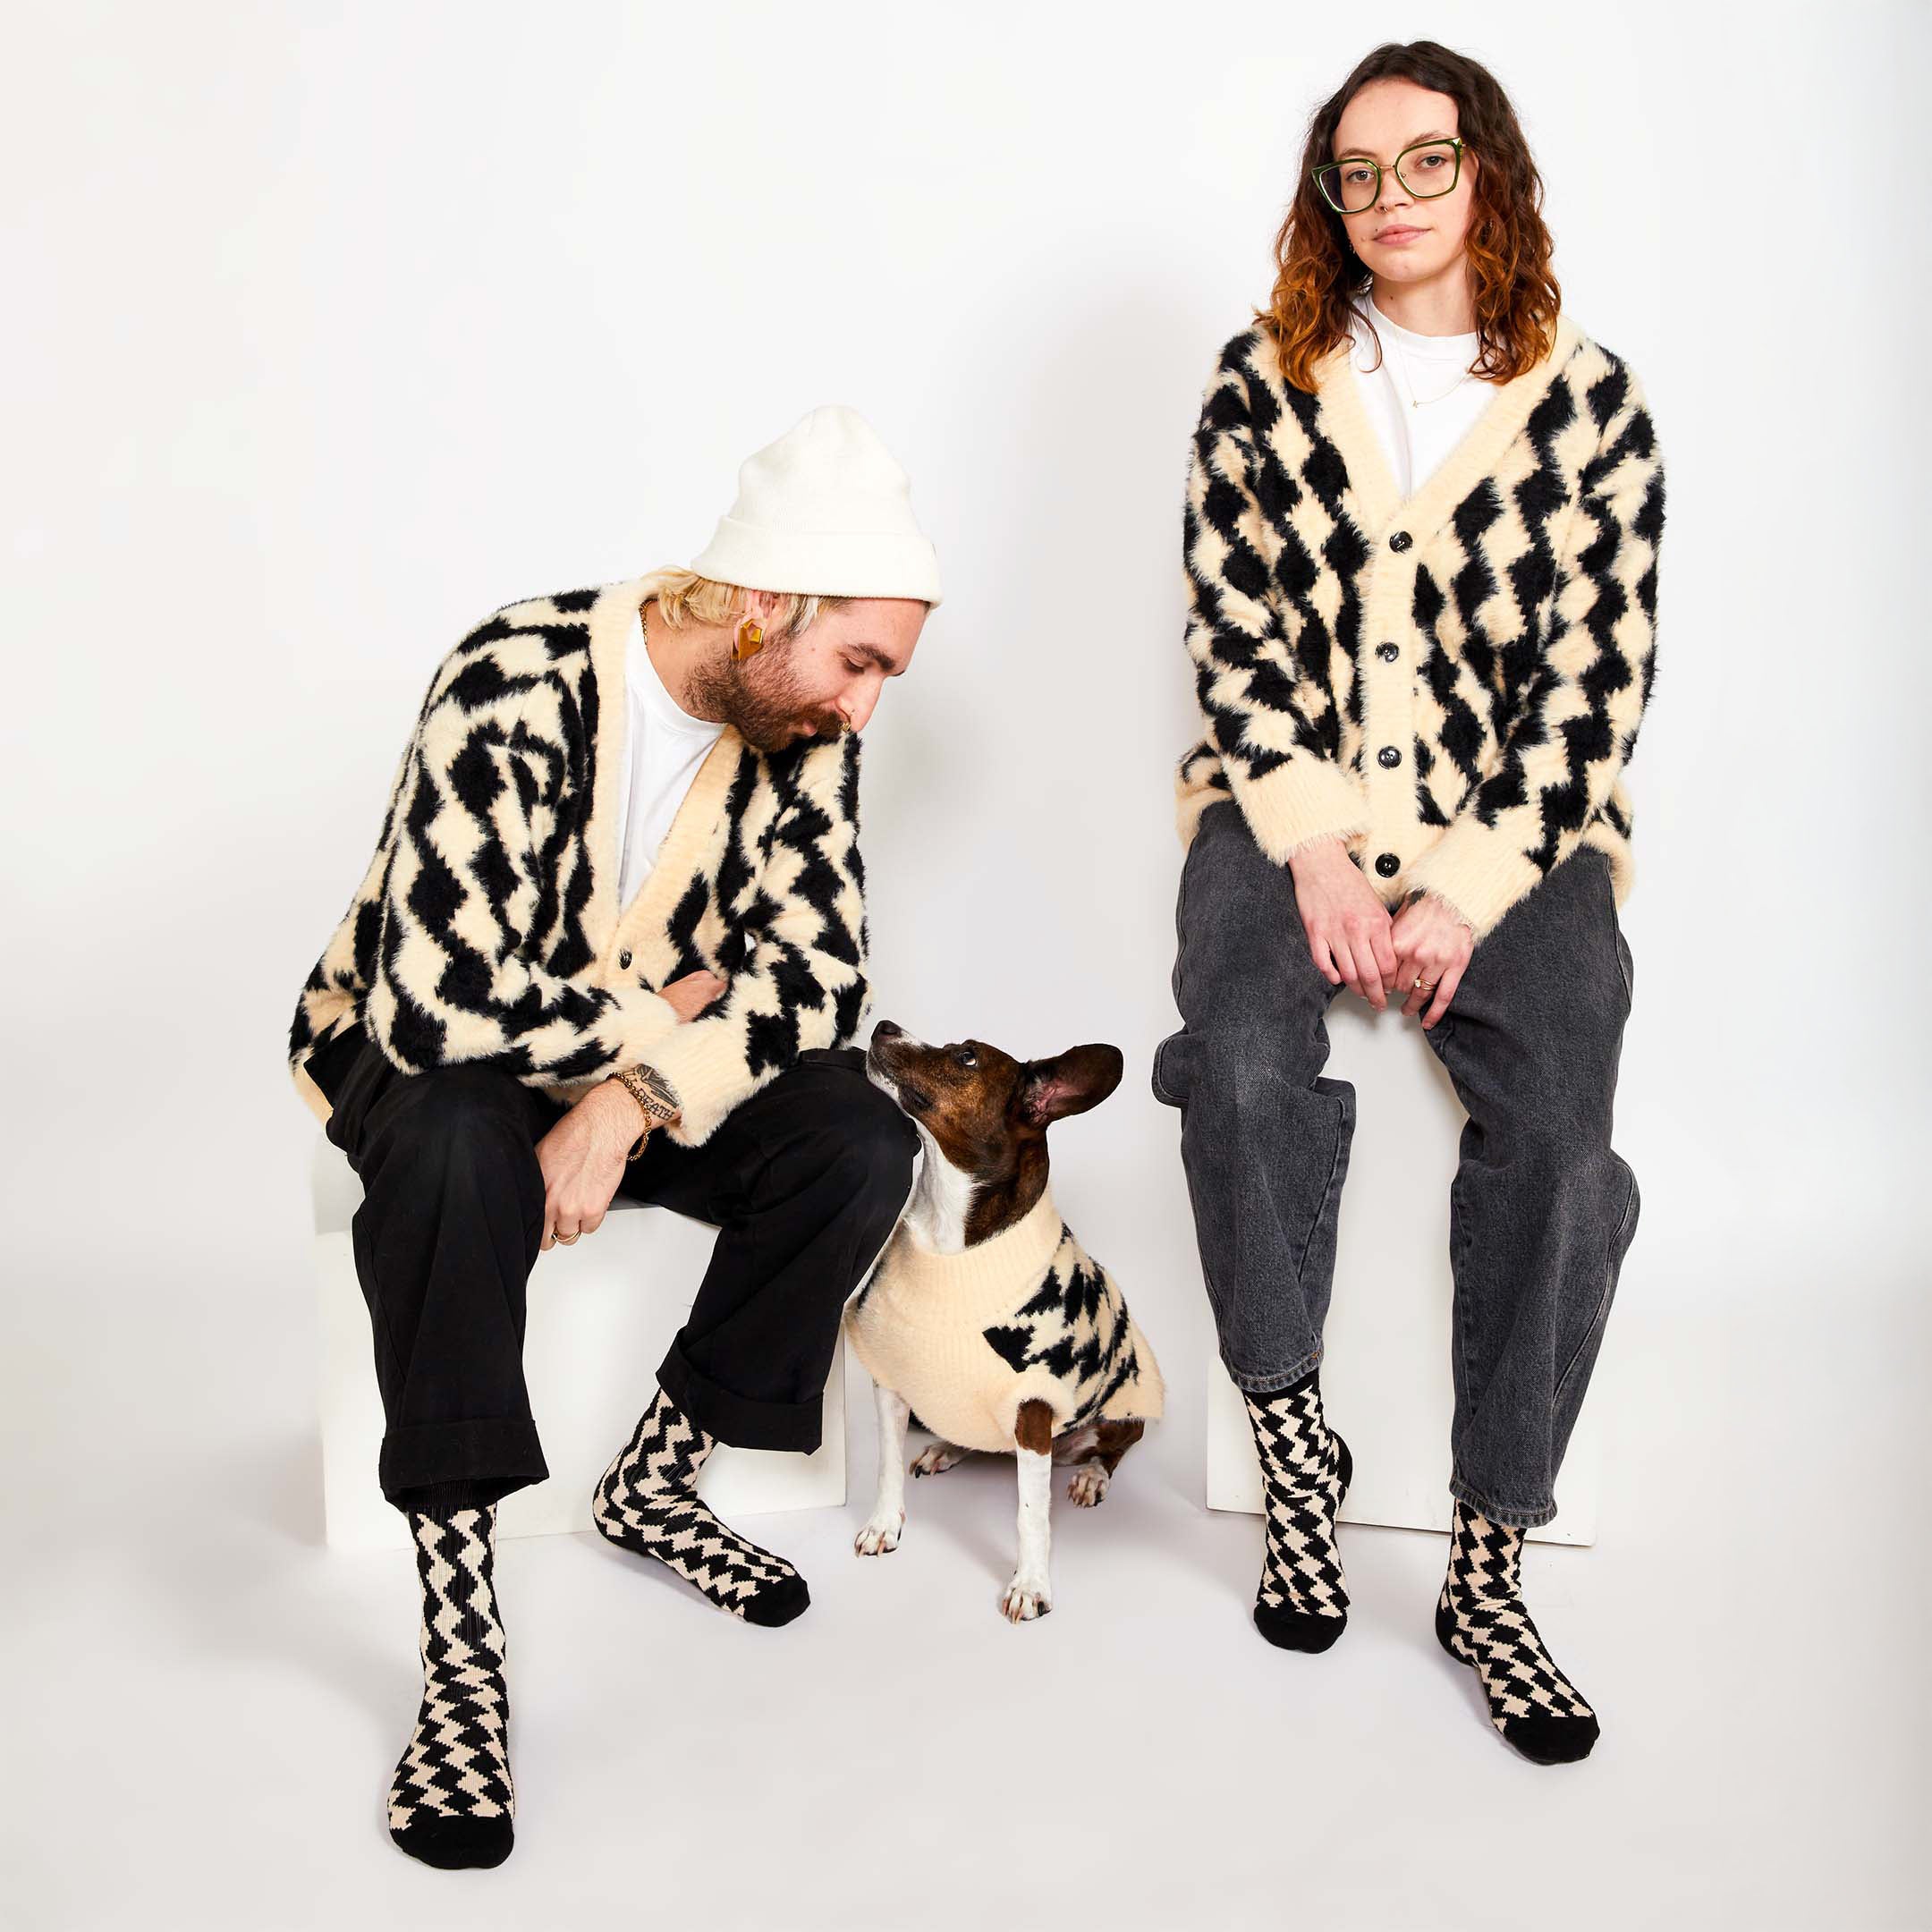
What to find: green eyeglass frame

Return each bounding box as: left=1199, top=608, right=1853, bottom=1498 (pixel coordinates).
left=1312, top=136, right=1467, bottom=215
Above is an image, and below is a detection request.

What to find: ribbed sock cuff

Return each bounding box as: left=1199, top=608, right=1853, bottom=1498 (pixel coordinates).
left=401, top=1480, right=503, bottom=1519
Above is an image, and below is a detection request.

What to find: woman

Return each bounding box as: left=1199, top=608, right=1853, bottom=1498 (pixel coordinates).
left=1152, top=42, right=1664, bottom=1765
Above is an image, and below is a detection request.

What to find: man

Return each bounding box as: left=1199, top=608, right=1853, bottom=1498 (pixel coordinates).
left=287, top=405, right=938, bottom=1869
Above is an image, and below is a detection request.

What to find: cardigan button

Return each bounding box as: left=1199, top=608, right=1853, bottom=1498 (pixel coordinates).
left=1389, top=530, right=1412, bottom=552
left=1377, top=641, right=1399, bottom=661
left=1375, top=852, right=1400, bottom=877
left=1377, top=745, right=1401, bottom=768
left=618, top=949, right=632, bottom=969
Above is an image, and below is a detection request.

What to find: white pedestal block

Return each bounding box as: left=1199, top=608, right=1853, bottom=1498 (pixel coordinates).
left=312, top=1137, right=847, bottom=1552
left=1199, top=1002, right=1602, bottom=1548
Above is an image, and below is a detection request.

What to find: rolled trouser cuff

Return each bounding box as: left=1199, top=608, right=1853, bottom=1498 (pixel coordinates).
left=1448, top=1470, right=1557, bottom=1530
left=657, top=1338, right=825, bottom=1453
left=1223, top=1344, right=1324, bottom=1396
left=378, top=1415, right=549, bottom=1510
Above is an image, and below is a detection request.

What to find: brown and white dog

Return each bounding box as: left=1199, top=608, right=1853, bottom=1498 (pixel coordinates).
left=846, top=1020, right=1165, bottom=1621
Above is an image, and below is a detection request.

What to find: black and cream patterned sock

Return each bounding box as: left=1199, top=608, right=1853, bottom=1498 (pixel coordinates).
left=388, top=1506, right=515, bottom=1869
left=592, top=1385, right=809, bottom=1627
left=1241, top=1368, right=1353, bottom=1653
left=1436, top=1501, right=1600, bottom=1764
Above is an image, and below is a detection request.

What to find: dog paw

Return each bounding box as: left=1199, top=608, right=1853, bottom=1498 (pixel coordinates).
left=854, top=1511, right=903, bottom=1556
left=911, top=1442, right=971, bottom=1478
left=1000, top=1571, right=1052, bottom=1623
left=1066, top=1462, right=1111, bottom=1507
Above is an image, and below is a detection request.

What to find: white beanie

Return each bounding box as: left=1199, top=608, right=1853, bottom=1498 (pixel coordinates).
left=690, top=404, right=942, bottom=609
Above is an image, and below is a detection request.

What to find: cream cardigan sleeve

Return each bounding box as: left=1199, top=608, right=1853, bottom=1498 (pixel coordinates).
left=1402, top=369, right=1667, bottom=941
left=1181, top=342, right=1377, bottom=865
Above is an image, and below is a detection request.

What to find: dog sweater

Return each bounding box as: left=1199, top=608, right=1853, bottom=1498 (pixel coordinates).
left=846, top=1185, right=1165, bottom=1454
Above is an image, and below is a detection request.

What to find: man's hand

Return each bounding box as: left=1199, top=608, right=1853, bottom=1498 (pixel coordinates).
left=1287, top=838, right=1403, bottom=1010
left=660, top=969, right=727, bottom=1021
left=535, top=968, right=729, bottom=1249
left=1388, top=891, right=1474, bottom=1030
left=535, top=1084, right=640, bottom=1250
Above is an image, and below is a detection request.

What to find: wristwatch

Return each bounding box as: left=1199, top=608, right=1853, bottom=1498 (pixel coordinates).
left=614, top=1062, right=682, bottom=1160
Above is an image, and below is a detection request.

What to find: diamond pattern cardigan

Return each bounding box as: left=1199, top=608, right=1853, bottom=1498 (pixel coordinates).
left=286, top=576, right=870, bottom=1148
left=1174, top=311, right=1666, bottom=942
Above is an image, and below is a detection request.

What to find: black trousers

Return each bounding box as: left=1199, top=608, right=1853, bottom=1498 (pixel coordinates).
left=309, top=1022, right=919, bottom=1514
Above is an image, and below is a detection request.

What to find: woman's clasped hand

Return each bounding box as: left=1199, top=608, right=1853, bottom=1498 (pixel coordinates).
left=1286, top=839, right=1474, bottom=1028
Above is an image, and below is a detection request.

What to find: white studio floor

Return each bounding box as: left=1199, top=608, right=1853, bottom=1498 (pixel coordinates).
left=7, top=1276, right=1922, bottom=1932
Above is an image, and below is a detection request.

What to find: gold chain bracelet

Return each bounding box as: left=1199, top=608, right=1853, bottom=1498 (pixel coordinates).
left=614, top=1063, right=682, bottom=1160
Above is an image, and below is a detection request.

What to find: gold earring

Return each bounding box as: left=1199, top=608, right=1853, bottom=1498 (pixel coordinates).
left=734, top=617, right=765, bottom=661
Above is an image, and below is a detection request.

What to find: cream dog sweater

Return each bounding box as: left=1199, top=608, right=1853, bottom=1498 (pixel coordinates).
left=846, top=1186, right=1165, bottom=1454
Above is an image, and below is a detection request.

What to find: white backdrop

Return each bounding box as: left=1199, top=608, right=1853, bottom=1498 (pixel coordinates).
left=5, top=5, right=1927, bottom=1928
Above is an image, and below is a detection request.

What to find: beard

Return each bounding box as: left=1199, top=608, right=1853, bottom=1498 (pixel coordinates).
left=687, top=636, right=845, bottom=753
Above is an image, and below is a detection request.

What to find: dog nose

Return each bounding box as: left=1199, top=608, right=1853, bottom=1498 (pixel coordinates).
left=872, top=1020, right=902, bottom=1040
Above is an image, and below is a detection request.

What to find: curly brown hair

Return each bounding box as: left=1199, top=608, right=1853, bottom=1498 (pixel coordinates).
left=1260, top=41, right=1562, bottom=394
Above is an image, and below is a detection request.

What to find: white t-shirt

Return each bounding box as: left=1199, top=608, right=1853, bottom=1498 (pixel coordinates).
left=1347, top=294, right=1491, bottom=499
left=615, top=610, right=725, bottom=912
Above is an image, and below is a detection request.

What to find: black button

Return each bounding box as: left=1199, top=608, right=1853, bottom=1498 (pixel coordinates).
left=618, top=949, right=632, bottom=969
left=1377, top=745, right=1401, bottom=768
left=1389, top=530, right=1412, bottom=552
left=1375, top=852, right=1400, bottom=877
left=1377, top=641, right=1399, bottom=661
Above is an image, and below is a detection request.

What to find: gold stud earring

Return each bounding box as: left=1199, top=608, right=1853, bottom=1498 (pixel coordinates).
left=734, top=617, right=766, bottom=661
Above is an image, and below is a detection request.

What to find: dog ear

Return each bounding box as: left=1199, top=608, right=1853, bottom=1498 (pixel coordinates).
left=1016, top=1044, right=1124, bottom=1126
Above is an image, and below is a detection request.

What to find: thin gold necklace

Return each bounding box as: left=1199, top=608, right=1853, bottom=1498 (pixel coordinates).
left=1373, top=301, right=1476, bottom=408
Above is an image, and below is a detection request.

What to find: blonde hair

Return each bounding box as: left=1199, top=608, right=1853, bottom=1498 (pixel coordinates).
left=635, top=566, right=850, bottom=642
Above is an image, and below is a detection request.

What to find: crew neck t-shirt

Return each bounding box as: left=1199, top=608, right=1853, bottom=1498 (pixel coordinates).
left=615, top=609, right=725, bottom=913
left=1347, top=295, right=1492, bottom=499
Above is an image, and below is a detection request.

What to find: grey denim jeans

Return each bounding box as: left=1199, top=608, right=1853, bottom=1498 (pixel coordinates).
left=1152, top=798, right=1640, bottom=1529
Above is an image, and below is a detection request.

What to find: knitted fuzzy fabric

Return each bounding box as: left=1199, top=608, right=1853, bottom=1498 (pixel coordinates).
left=1436, top=1501, right=1599, bottom=1764
left=845, top=1185, right=1165, bottom=1455
left=390, top=1507, right=514, bottom=1869
left=1174, top=314, right=1666, bottom=944
left=1241, top=1373, right=1352, bottom=1653
left=287, top=577, right=870, bottom=1148
left=591, top=1386, right=809, bottom=1627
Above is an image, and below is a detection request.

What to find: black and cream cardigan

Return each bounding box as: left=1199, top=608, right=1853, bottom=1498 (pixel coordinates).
left=287, top=576, right=870, bottom=1148
left=1174, top=311, right=1666, bottom=942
